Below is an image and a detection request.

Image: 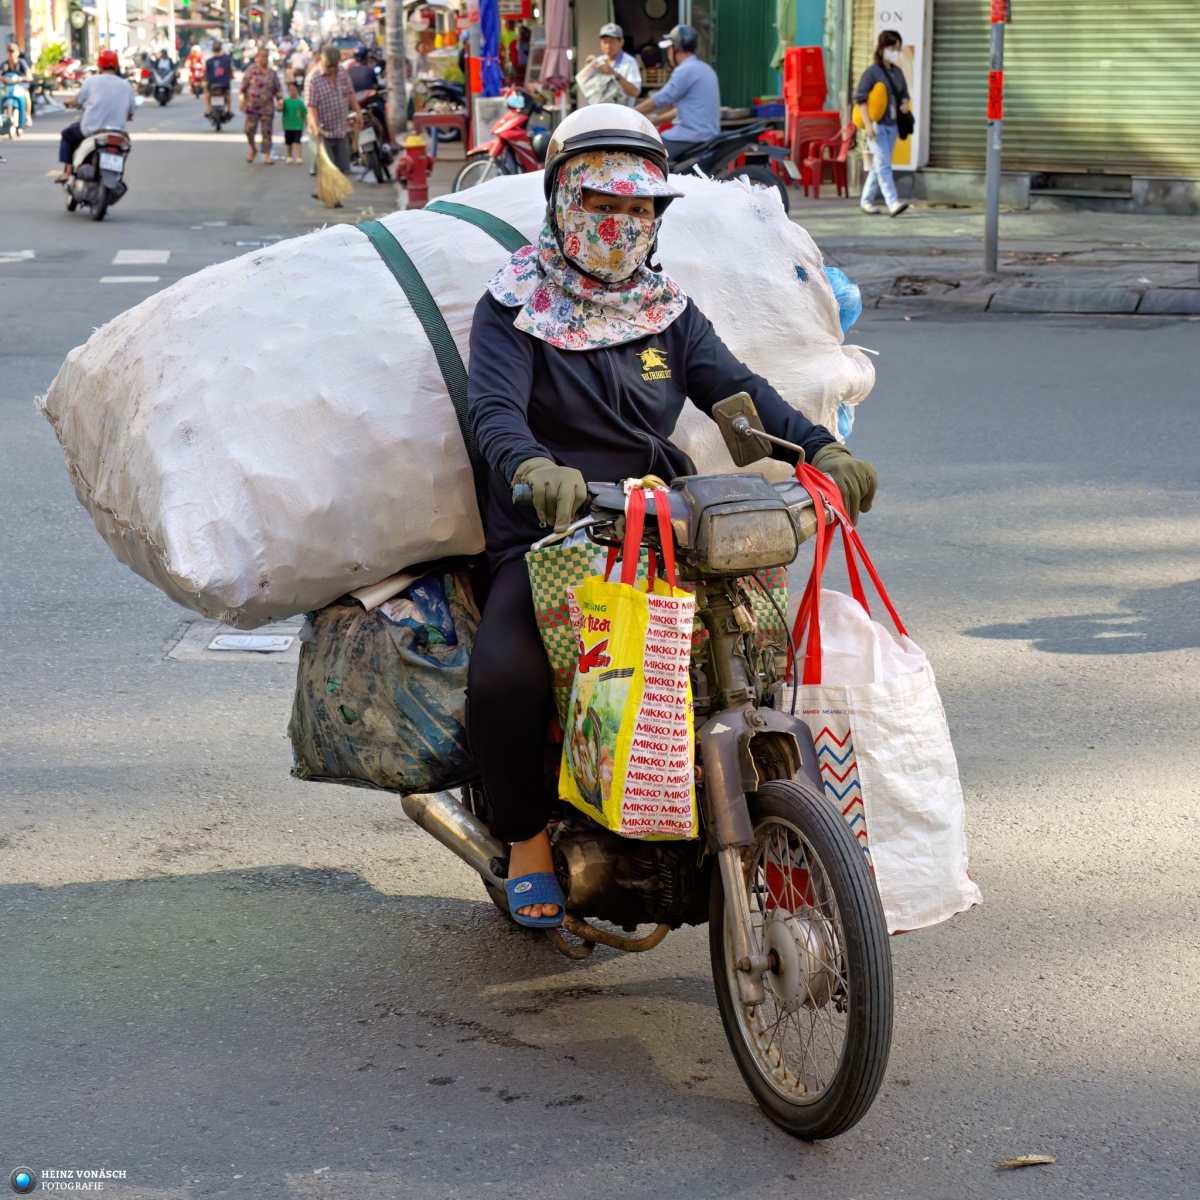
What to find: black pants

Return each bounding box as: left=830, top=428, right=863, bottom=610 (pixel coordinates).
left=59, top=120, right=84, bottom=165
left=467, top=559, right=555, bottom=844
left=321, top=134, right=351, bottom=174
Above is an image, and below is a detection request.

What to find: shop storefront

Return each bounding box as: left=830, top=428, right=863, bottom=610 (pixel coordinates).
left=928, top=0, right=1200, bottom=181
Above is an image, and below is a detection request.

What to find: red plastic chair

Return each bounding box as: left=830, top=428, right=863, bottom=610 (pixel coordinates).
left=788, top=111, right=840, bottom=176
left=803, top=123, right=856, bottom=199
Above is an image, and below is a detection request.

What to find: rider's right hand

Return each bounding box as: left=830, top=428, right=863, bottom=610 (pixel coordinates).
left=511, top=457, right=587, bottom=532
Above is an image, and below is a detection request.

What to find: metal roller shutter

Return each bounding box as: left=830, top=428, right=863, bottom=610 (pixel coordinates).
left=849, top=0, right=877, bottom=106
left=931, top=0, right=1200, bottom=176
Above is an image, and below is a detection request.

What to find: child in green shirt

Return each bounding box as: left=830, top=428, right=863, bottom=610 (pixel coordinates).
left=281, top=82, right=307, bottom=164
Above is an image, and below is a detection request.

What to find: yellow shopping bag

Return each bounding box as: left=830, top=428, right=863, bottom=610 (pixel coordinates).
left=559, top=486, right=698, bottom=839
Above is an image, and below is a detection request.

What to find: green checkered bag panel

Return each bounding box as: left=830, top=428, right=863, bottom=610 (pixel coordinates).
left=527, top=545, right=791, bottom=727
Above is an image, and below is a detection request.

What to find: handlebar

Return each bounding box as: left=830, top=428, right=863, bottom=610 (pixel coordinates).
left=512, top=482, right=535, bottom=507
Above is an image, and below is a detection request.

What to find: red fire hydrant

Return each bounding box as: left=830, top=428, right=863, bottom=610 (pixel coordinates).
left=396, top=134, right=433, bottom=209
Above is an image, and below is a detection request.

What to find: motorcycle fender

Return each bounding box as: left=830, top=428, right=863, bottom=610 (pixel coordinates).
left=698, top=707, right=822, bottom=851
left=100, top=170, right=122, bottom=189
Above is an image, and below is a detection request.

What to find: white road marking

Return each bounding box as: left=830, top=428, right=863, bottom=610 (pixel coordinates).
left=99, top=276, right=162, bottom=284
left=0, top=250, right=35, bottom=262
left=112, top=250, right=171, bottom=265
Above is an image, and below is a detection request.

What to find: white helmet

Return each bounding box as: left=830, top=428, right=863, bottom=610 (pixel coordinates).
left=542, top=104, right=669, bottom=199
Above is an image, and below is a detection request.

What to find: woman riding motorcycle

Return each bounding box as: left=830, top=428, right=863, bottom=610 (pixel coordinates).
left=465, top=106, right=877, bottom=925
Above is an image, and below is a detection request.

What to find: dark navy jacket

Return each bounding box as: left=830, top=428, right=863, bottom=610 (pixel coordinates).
left=467, top=291, right=836, bottom=569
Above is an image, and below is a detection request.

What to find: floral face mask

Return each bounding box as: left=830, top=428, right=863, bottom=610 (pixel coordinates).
left=558, top=207, right=657, bottom=284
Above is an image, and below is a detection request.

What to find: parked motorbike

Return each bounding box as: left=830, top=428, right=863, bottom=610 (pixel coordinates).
left=452, top=87, right=549, bottom=192
left=50, top=55, right=89, bottom=90
left=666, top=120, right=798, bottom=213
left=410, top=78, right=465, bottom=140
left=207, top=88, right=233, bottom=131
left=403, top=396, right=893, bottom=1139
left=63, top=127, right=131, bottom=221
left=352, top=89, right=394, bottom=184
left=152, top=59, right=176, bottom=106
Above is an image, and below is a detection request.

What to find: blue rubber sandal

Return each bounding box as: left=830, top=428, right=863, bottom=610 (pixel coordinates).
left=504, top=871, right=565, bottom=929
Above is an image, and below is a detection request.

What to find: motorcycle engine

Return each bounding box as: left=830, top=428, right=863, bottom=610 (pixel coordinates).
left=552, top=817, right=710, bottom=931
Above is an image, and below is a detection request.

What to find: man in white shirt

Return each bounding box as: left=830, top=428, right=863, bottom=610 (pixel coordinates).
left=575, top=23, right=641, bottom=107
left=56, top=49, right=136, bottom=181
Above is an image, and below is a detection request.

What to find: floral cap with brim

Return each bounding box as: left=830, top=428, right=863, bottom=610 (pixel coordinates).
left=562, top=150, right=683, bottom=201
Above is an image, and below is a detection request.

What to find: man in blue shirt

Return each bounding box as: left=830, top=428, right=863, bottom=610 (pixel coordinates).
left=204, top=40, right=234, bottom=120
left=635, top=25, right=720, bottom=164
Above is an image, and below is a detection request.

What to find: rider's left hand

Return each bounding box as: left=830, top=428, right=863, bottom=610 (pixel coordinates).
left=809, top=443, right=877, bottom=524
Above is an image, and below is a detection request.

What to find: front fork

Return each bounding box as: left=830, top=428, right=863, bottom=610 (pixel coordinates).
left=696, top=582, right=818, bottom=1007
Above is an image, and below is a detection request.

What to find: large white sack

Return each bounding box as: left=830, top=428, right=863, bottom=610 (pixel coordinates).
left=38, top=171, right=873, bottom=628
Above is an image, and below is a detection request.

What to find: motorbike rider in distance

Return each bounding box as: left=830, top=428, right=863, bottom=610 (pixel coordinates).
left=56, top=49, right=135, bottom=182
left=464, top=105, right=878, bottom=925
left=205, top=40, right=234, bottom=119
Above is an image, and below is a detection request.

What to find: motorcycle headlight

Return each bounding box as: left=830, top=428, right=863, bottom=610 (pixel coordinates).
left=694, top=503, right=799, bottom=574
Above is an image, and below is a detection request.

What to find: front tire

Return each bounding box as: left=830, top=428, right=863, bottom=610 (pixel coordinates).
left=709, top=778, right=892, bottom=1139
left=452, top=152, right=504, bottom=192
left=724, top=163, right=790, bottom=213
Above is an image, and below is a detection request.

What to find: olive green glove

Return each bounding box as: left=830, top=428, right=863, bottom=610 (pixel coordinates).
left=512, top=456, right=587, bottom=533
left=810, top=443, right=877, bottom=524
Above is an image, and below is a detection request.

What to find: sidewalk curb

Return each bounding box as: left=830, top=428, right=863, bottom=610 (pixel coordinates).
left=869, top=285, right=1200, bottom=316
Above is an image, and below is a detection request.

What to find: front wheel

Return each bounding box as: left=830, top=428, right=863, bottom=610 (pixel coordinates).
left=452, top=152, right=504, bottom=193
left=723, top=163, right=790, bottom=213
left=710, top=778, right=892, bottom=1139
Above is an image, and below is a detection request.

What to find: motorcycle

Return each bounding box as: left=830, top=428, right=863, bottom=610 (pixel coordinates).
left=63, top=126, right=131, bottom=221
left=207, top=88, right=233, bottom=131
left=403, top=396, right=893, bottom=1140
left=410, top=78, right=465, bottom=141
left=452, top=87, right=549, bottom=192
left=51, top=54, right=88, bottom=90
left=353, top=88, right=394, bottom=184
left=666, top=120, right=798, bottom=213
left=189, top=60, right=205, bottom=97
left=152, top=59, right=176, bottom=106
left=1, top=70, right=24, bottom=139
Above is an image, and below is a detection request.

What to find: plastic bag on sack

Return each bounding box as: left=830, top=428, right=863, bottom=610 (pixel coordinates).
left=559, top=488, right=698, bottom=839
left=288, top=570, right=479, bottom=794
left=791, top=465, right=982, bottom=933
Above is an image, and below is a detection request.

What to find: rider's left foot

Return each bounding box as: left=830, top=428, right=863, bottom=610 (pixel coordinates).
left=508, top=829, right=559, bottom=920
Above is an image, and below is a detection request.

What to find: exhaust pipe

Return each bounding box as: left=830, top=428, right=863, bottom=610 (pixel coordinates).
left=400, top=791, right=509, bottom=888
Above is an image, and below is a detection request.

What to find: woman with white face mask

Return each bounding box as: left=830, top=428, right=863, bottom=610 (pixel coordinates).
left=854, top=30, right=912, bottom=216
left=464, top=106, right=879, bottom=926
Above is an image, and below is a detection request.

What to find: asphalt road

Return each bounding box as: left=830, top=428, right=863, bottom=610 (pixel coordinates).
left=3, top=98, right=1199, bottom=1200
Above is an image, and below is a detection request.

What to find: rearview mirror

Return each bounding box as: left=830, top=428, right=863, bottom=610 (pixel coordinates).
left=712, top=393, right=773, bottom=467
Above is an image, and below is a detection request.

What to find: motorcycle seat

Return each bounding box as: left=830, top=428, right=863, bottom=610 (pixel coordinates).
left=73, top=128, right=130, bottom=167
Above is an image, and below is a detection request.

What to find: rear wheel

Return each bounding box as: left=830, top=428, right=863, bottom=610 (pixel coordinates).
left=709, top=778, right=892, bottom=1139
left=90, top=188, right=109, bottom=221
left=366, top=146, right=388, bottom=184
left=453, top=152, right=504, bottom=193
left=723, top=163, right=790, bottom=213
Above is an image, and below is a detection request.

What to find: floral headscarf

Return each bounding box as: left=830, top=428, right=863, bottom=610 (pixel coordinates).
left=486, top=150, right=687, bottom=352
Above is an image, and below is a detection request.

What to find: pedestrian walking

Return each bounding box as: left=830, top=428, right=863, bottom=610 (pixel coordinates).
left=240, top=45, right=282, bottom=164
left=282, top=80, right=306, bottom=164
left=853, top=30, right=912, bottom=217
left=304, top=44, right=361, bottom=192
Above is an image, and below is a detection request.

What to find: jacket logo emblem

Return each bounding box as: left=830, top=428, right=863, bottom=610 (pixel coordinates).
left=638, top=347, right=671, bottom=381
